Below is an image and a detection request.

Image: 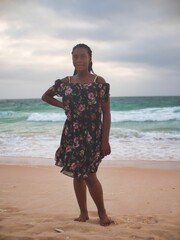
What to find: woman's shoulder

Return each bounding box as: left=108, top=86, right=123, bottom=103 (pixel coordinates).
left=55, top=76, right=69, bottom=84
left=96, top=76, right=108, bottom=84
left=60, top=76, right=70, bottom=83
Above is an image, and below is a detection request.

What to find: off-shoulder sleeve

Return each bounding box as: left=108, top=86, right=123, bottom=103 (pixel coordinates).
left=98, top=83, right=110, bottom=102
left=52, top=79, right=66, bottom=97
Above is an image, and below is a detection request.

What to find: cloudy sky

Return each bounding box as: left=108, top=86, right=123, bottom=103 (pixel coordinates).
left=0, top=0, right=180, bottom=99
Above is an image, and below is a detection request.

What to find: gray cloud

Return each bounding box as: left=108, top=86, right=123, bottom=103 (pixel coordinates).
left=0, top=0, right=180, bottom=98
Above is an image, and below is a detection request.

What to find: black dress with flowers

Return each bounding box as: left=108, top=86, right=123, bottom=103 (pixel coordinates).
left=52, top=76, right=110, bottom=178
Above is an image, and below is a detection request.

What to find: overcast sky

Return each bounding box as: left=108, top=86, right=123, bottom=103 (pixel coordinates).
left=0, top=0, right=180, bottom=99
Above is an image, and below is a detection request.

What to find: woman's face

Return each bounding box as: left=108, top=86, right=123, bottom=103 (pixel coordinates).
left=72, top=47, right=91, bottom=72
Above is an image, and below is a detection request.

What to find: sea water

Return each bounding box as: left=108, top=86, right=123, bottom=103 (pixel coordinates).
left=0, top=96, right=180, bottom=164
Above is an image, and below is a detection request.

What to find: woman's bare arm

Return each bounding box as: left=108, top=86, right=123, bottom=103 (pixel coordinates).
left=101, top=99, right=111, bottom=156
left=97, top=76, right=111, bottom=156
left=42, top=86, right=64, bottom=109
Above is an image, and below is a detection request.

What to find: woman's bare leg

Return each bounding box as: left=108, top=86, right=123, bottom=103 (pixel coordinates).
left=85, top=173, right=113, bottom=226
left=73, top=178, right=89, bottom=222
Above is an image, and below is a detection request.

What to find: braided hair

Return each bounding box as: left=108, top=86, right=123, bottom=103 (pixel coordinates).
left=71, top=43, right=95, bottom=75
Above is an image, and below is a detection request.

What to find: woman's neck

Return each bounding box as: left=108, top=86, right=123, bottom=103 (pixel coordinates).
left=76, top=71, right=90, bottom=79
left=72, top=71, right=94, bottom=84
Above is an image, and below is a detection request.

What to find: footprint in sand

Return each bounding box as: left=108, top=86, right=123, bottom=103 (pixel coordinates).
left=129, top=236, right=155, bottom=240
left=142, top=217, right=158, bottom=224
left=0, top=207, right=20, bottom=214
left=117, top=216, right=159, bottom=225
left=130, top=224, right=142, bottom=229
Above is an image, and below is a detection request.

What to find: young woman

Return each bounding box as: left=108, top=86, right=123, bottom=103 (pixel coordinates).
left=42, top=43, right=113, bottom=226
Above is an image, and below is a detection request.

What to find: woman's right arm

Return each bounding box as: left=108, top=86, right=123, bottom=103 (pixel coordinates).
left=41, top=86, right=64, bottom=109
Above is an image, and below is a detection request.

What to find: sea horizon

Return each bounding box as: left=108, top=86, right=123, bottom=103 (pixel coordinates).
left=0, top=94, right=180, bottom=100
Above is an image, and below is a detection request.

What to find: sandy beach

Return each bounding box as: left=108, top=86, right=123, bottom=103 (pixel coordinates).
left=0, top=159, right=180, bottom=240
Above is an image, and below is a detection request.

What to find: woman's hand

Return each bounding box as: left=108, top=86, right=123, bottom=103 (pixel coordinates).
left=101, top=140, right=111, bottom=156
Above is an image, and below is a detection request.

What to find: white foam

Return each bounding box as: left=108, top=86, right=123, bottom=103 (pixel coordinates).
left=110, top=128, right=180, bottom=140
left=1, top=126, right=180, bottom=161
left=106, top=136, right=180, bottom=161
left=111, top=106, right=180, bottom=122
left=26, top=106, right=180, bottom=123
left=27, top=112, right=66, bottom=122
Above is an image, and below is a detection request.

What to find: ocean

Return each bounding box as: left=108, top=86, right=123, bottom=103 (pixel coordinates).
left=0, top=96, right=180, bottom=164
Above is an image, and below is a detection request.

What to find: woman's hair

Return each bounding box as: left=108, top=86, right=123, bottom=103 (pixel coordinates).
left=71, top=43, right=95, bottom=75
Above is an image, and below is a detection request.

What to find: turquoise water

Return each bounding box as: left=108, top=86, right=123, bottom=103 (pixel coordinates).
left=0, top=96, right=180, bottom=163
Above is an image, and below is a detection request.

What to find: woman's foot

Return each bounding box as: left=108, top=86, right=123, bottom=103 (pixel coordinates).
left=74, top=212, right=89, bottom=222
left=98, top=211, right=114, bottom=226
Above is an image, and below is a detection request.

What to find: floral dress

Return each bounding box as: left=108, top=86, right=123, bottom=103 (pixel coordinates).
left=52, top=76, right=110, bottom=178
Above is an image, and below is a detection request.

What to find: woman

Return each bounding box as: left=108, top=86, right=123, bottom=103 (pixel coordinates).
left=42, top=43, right=113, bottom=226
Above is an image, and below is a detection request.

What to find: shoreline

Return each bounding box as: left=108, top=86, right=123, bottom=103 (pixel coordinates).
left=1, top=156, right=180, bottom=170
